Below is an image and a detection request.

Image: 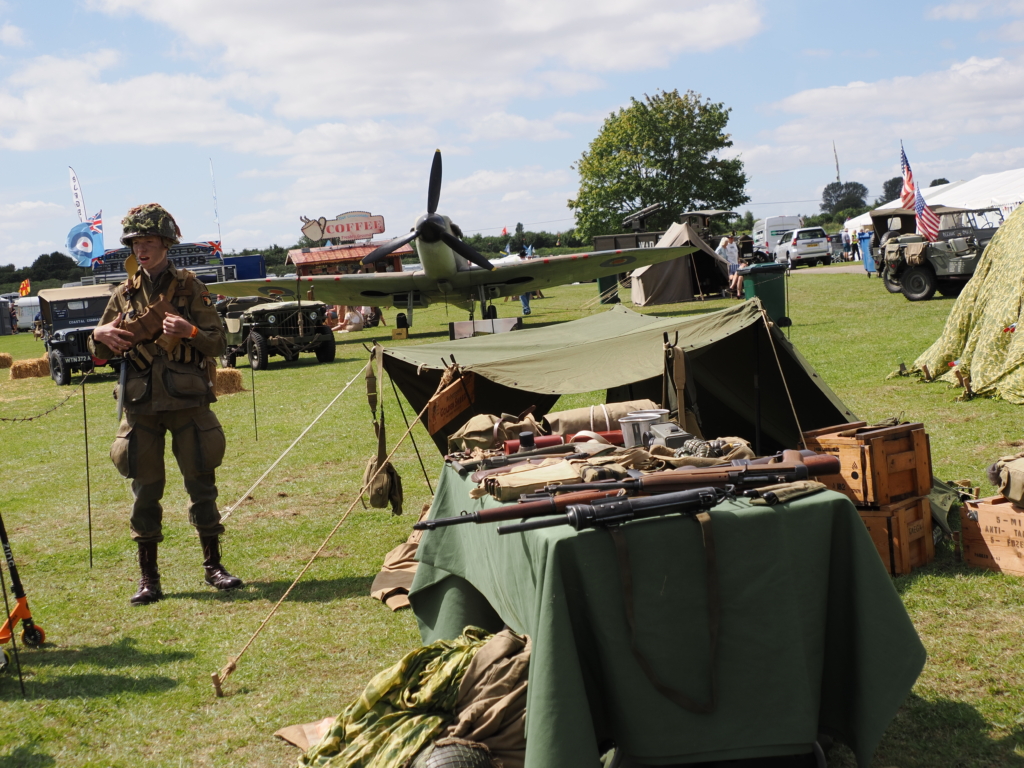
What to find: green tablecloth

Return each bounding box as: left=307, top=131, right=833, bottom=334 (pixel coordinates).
left=409, top=466, right=925, bottom=768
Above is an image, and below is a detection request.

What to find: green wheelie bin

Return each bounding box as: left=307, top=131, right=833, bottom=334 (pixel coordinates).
left=738, top=263, right=790, bottom=326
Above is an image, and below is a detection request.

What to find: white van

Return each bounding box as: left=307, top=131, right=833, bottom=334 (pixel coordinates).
left=753, top=215, right=804, bottom=254
left=14, top=296, right=40, bottom=331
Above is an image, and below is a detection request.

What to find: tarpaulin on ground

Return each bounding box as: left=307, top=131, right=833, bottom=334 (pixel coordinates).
left=912, top=203, right=1024, bottom=402
left=382, top=301, right=856, bottom=453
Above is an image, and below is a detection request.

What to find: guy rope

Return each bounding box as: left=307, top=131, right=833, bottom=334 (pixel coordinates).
left=220, top=365, right=366, bottom=522
left=211, top=370, right=435, bottom=697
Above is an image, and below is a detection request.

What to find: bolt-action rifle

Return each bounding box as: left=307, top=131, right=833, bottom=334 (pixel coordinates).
left=497, top=486, right=730, bottom=535
left=414, top=453, right=840, bottom=531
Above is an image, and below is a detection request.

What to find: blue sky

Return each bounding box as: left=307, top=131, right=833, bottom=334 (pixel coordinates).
left=2, top=0, right=1023, bottom=267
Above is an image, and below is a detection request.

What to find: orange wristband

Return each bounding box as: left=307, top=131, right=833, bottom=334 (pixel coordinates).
left=189, top=325, right=199, bottom=339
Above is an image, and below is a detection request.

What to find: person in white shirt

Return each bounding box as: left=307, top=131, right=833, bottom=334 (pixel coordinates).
left=716, top=233, right=742, bottom=298
left=333, top=307, right=364, bottom=333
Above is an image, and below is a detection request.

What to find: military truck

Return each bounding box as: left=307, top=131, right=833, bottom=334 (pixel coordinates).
left=38, top=284, right=117, bottom=385
left=871, top=206, right=1004, bottom=301
left=217, top=296, right=336, bottom=369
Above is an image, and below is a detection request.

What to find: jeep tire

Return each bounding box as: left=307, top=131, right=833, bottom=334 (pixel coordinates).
left=49, top=349, right=71, bottom=386
left=248, top=331, right=270, bottom=370
left=901, top=266, right=937, bottom=301
left=315, top=334, right=336, bottom=363
left=882, top=266, right=902, bottom=293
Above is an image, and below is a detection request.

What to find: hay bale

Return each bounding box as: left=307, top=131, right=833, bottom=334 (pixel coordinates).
left=0, top=352, right=11, bottom=369
left=10, top=356, right=49, bottom=380
left=215, top=367, right=244, bottom=396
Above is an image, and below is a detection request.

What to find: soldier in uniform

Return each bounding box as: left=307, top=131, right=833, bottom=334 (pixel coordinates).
left=92, top=204, right=243, bottom=605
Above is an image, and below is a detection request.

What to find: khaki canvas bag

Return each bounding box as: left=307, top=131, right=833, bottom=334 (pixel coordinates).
left=988, top=452, right=1024, bottom=507
left=448, top=412, right=547, bottom=453
left=363, top=412, right=404, bottom=515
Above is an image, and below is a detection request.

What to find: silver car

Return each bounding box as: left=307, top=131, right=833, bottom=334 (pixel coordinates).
left=774, top=227, right=831, bottom=268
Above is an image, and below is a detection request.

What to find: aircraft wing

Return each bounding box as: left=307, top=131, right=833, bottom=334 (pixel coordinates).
left=210, top=245, right=700, bottom=306
left=211, top=271, right=420, bottom=305
left=460, top=245, right=700, bottom=297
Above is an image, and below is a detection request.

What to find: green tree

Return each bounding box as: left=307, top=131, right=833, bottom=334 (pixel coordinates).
left=567, top=89, right=748, bottom=242
left=877, top=176, right=903, bottom=205
left=821, top=181, right=868, bottom=216
left=929, top=177, right=950, bottom=187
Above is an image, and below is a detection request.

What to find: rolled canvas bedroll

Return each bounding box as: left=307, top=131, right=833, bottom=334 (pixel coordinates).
left=381, top=300, right=856, bottom=454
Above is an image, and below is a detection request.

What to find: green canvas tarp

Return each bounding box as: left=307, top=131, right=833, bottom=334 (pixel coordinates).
left=382, top=300, right=856, bottom=453
left=913, top=203, right=1024, bottom=402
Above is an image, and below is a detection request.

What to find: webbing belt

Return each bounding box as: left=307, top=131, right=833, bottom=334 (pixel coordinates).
left=607, top=511, right=719, bottom=714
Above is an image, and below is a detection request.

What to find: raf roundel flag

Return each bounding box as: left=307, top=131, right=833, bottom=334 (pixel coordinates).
left=67, top=211, right=105, bottom=267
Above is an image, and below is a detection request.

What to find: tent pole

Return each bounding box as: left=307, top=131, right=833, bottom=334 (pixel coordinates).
left=754, top=325, right=762, bottom=456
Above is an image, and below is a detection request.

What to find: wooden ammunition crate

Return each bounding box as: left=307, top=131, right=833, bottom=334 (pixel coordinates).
left=858, top=496, right=935, bottom=575
left=961, top=496, right=1024, bottom=576
left=803, top=421, right=932, bottom=506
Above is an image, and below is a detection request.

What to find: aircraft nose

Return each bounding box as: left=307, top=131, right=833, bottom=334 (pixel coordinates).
left=417, top=213, right=447, bottom=243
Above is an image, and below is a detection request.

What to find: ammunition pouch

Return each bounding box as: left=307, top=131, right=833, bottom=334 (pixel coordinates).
left=363, top=414, right=404, bottom=514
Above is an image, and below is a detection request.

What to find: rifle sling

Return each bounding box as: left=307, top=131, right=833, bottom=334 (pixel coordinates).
left=607, top=511, right=718, bottom=714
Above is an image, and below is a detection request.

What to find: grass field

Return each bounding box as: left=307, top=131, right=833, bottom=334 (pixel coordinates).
left=0, top=273, right=1021, bottom=767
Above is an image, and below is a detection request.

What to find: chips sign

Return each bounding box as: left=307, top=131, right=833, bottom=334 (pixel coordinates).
left=427, top=372, right=476, bottom=434
left=300, top=211, right=386, bottom=242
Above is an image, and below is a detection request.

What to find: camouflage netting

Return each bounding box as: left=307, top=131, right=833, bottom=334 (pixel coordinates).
left=912, top=203, right=1024, bottom=402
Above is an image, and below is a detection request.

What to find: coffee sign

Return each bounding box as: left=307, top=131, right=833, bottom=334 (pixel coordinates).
left=300, top=211, right=386, bottom=242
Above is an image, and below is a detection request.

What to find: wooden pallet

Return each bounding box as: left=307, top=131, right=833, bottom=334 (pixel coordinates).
left=858, top=496, right=935, bottom=575
left=961, top=496, right=1024, bottom=577
left=803, top=421, right=932, bottom=507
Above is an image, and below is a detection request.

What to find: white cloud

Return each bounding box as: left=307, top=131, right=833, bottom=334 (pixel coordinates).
left=86, top=0, right=763, bottom=121
left=0, top=22, right=25, bottom=46
left=928, top=1, right=1024, bottom=20
left=461, top=113, right=572, bottom=142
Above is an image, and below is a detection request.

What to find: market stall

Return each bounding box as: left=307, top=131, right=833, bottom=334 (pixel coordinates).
left=409, top=466, right=926, bottom=768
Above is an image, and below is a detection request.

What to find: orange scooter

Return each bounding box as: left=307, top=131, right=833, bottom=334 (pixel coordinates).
left=0, top=510, right=45, bottom=672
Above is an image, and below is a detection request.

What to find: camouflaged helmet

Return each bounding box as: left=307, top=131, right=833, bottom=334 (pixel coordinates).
left=120, top=203, right=182, bottom=246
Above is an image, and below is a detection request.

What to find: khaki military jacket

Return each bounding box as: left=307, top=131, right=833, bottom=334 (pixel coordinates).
left=91, top=264, right=226, bottom=414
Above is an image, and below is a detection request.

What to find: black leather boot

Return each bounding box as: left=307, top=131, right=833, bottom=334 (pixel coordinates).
left=130, top=541, right=163, bottom=606
left=201, top=536, right=243, bottom=590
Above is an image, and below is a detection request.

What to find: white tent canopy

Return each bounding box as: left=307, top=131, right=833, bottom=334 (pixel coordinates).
left=846, top=167, right=1024, bottom=232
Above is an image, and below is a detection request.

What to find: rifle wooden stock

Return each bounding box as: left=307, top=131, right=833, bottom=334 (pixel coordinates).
left=544, top=454, right=841, bottom=496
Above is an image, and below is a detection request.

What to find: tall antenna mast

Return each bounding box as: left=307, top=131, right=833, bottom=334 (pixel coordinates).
left=209, top=158, right=222, bottom=245
left=832, top=142, right=841, bottom=184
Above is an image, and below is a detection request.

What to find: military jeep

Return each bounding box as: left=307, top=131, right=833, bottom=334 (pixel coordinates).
left=217, top=296, right=336, bottom=369
left=871, top=206, right=1004, bottom=301
left=38, top=284, right=117, bottom=385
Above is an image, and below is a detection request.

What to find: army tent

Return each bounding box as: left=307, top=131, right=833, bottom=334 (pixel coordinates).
left=630, top=222, right=730, bottom=305
left=382, top=300, right=855, bottom=454
left=912, top=203, right=1024, bottom=402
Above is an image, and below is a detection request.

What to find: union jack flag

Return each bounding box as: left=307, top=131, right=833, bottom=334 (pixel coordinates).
left=88, top=210, right=102, bottom=234
left=915, top=186, right=941, bottom=242
left=900, top=145, right=916, bottom=209
left=205, top=240, right=223, bottom=258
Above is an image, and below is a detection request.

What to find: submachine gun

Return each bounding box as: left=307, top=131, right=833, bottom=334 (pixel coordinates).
left=496, top=486, right=728, bottom=534
left=415, top=451, right=840, bottom=531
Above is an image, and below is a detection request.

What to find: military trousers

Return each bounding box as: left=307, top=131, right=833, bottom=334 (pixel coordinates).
left=110, top=406, right=227, bottom=543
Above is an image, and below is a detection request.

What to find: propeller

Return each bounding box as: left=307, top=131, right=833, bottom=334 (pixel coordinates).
left=362, top=150, right=496, bottom=270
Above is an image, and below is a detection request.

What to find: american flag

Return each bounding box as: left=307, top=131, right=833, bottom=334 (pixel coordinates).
left=900, top=145, right=916, bottom=208
left=915, top=186, right=941, bottom=242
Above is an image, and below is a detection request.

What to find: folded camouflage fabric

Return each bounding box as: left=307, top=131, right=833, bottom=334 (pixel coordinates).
left=300, top=628, right=492, bottom=768
left=748, top=481, right=827, bottom=506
